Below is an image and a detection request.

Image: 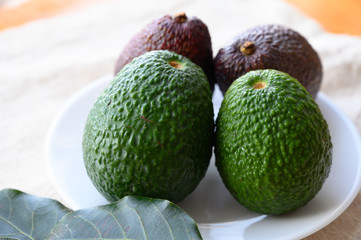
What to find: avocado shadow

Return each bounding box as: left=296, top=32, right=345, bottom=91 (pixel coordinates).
left=243, top=189, right=340, bottom=239
left=178, top=154, right=261, bottom=224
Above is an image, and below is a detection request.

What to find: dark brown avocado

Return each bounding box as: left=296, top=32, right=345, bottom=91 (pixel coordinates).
left=214, top=24, right=322, bottom=97
left=114, top=12, right=215, bottom=91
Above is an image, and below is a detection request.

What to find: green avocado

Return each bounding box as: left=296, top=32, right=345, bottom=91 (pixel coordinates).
left=215, top=69, right=332, bottom=215
left=82, top=50, right=214, bottom=203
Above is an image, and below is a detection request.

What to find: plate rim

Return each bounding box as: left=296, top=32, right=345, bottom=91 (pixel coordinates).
left=44, top=74, right=113, bottom=207
left=45, top=74, right=361, bottom=240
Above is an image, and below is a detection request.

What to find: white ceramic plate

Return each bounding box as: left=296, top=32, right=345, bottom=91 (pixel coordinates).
left=46, top=74, right=361, bottom=240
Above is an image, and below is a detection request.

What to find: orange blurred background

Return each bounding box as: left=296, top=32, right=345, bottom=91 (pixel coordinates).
left=0, top=0, right=101, bottom=30
left=0, top=0, right=360, bottom=36
left=285, top=0, right=361, bottom=36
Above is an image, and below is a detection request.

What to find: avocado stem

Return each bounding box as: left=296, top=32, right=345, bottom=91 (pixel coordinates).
left=240, top=41, right=256, bottom=55
left=174, top=12, right=187, bottom=23
left=253, top=81, right=266, bottom=89
left=169, top=60, right=183, bottom=69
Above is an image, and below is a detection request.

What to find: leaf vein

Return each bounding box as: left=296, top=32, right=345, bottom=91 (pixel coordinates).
left=78, top=215, right=102, bottom=238
left=64, top=220, right=74, bottom=239
left=149, top=201, right=174, bottom=240
left=101, top=208, right=126, bottom=237
left=124, top=202, right=148, bottom=240
left=174, top=207, right=191, bottom=240
left=0, top=216, right=34, bottom=240
left=5, top=191, right=12, bottom=221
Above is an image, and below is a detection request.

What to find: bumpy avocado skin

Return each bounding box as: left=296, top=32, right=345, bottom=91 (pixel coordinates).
left=83, top=50, right=214, bottom=203
left=215, top=69, right=332, bottom=215
left=214, top=24, right=322, bottom=97
left=114, top=13, right=215, bottom=91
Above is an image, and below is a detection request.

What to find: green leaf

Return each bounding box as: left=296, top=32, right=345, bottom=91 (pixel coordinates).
left=47, top=196, right=202, bottom=240
left=0, top=189, right=71, bottom=240
left=0, top=189, right=202, bottom=240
